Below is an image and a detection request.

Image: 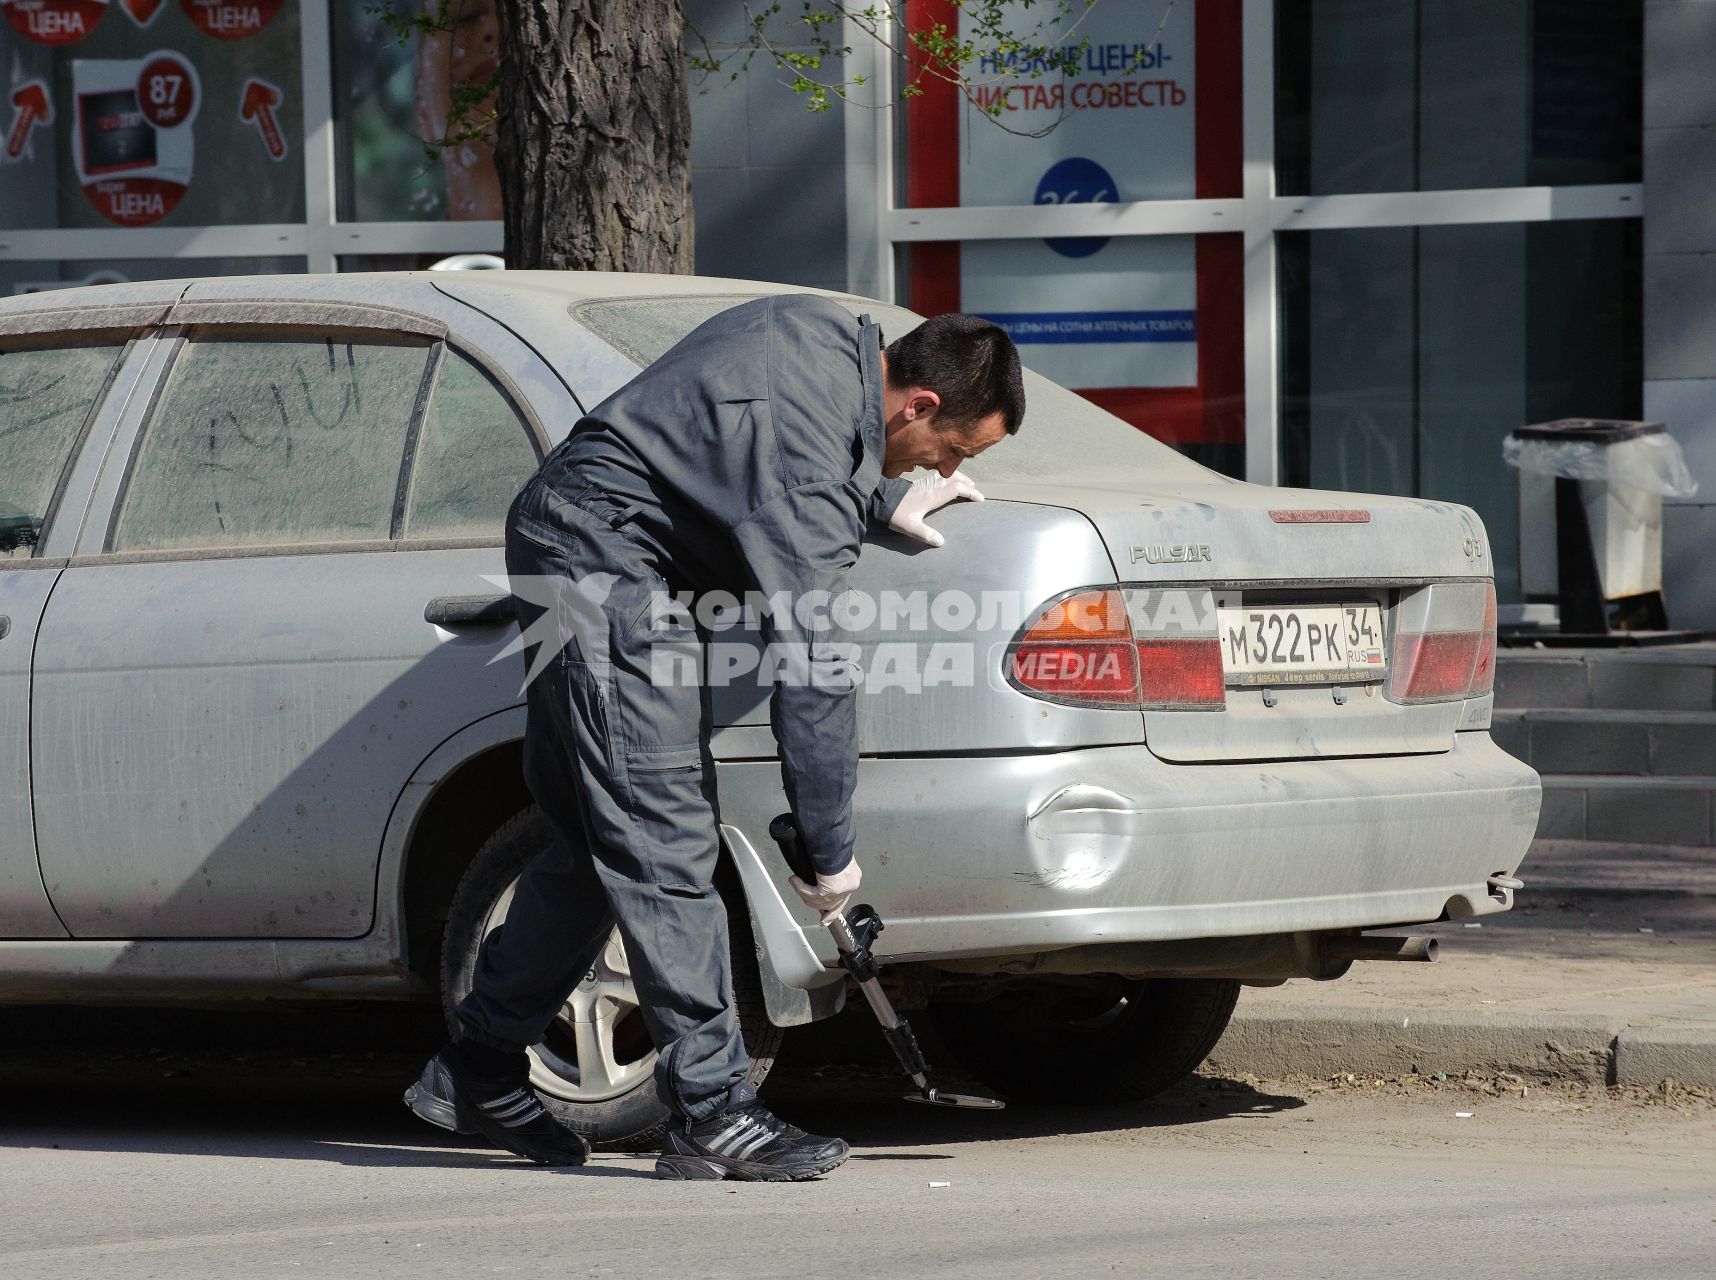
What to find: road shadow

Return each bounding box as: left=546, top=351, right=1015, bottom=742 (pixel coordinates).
left=0, top=1001, right=1305, bottom=1168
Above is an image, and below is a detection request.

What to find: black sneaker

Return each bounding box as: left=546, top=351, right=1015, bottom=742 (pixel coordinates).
left=403, top=1049, right=589, bottom=1167
left=656, top=1090, right=848, bottom=1182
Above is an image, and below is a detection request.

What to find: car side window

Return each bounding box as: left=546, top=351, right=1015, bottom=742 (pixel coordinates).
left=404, top=349, right=541, bottom=541
left=0, top=341, right=125, bottom=560
left=112, top=333, right=432, bottom=553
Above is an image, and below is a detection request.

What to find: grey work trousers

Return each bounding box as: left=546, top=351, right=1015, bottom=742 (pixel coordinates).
left=453, top=476, right=750, bottom=1123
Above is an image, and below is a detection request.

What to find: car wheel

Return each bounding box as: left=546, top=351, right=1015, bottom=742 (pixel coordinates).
left=441, top=806, right=781, bottom=1150
left=928, top=977, right=1241, bottom=1104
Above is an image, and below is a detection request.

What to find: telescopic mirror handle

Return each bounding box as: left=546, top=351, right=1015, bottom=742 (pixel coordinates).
left=767, top=812, right=819, bottom=885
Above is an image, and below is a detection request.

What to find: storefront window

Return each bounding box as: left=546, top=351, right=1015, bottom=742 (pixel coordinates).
left=0, top=0, right=304, bottom=230
left=903, top=231, right=1245, bottom=478
left=1275, top=0, right=1642, bottom=195
left=899, top=0, right=1239, bottom=211
left=1279, top=219, right=1641, bottom=601
left=332, top=0, right=500, bottom=222
left=1, top=256, right=308, bottom=294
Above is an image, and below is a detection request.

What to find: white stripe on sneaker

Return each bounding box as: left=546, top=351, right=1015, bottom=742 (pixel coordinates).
left=730, top=1129, right=775, bottom=1161
left=709, top=1118, right=752, bottom=1157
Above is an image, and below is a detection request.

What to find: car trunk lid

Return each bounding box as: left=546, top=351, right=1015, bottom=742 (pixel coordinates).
left=986, top=478, right=1495, bottom=763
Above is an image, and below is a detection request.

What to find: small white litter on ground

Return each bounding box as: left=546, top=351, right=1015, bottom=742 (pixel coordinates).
left=929, top=1181, right=951, bottom=1189
left=1455, top=1112, right=1474, bottom=1118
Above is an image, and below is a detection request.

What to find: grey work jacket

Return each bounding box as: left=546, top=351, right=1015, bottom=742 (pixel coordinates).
left=540, top=294, right=909, bottom=876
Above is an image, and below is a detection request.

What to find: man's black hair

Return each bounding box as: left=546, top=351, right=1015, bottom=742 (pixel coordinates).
left=884, top=313, right=1025, bottom=436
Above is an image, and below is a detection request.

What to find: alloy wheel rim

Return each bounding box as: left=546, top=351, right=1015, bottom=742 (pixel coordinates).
left=481, top=880, right=658, bottom=1103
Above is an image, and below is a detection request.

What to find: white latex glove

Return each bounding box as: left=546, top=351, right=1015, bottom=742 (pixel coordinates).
left=887, top=471, right=985, bottom=548
left=789, top=859, right=862, bottom=924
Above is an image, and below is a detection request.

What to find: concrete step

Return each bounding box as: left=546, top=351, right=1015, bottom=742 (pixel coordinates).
left=1536, top=774, right=1716, bottom=845
left=1521, top=838, right=1716, bottom=897
left=1491, top=708, right=1716, bottom=776
left=1495, top=646, right=1716, bottom=712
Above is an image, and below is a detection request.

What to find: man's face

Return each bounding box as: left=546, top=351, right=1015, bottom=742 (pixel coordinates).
left=882, top=398, right=1009, bottom=479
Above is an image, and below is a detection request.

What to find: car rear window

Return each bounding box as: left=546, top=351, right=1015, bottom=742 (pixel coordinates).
left=569, top=296, right=1212, bottom=487
left=112, top=333, right=432, bottom=552
left=0, top=341, right=124, bottom=560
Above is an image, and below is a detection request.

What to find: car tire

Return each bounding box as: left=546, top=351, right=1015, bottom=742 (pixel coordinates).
left=928, top=978, right=1241, bottom=1105
left=440, top=806, right=781, bottom=1151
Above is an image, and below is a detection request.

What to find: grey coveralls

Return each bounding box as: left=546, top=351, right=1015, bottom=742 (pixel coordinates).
left=455, top=295, right=907, bottom=1121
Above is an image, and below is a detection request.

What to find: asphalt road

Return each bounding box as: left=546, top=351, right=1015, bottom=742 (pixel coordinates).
left=1, top=1006, right=1711, bottom=1279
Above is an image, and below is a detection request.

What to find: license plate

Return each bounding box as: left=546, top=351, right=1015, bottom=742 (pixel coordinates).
left=1216, top=603, right=1388, bottom=686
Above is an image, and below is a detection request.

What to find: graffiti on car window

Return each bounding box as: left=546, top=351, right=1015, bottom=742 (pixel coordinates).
left=116, top=339, right=425, bottom=550
left=296, top=340, right=364, bottom=432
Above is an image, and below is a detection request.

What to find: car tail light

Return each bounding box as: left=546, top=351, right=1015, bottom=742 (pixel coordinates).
left=1470, top=584, right=1497, bottom=696
left=1124, top=588, right=1225, bottom=710
left=1388, top=582, right=1497, bottom=704
left=1008, top=587, right=1225, bottom=711
left=1009, top=589, right=1140, bottom=706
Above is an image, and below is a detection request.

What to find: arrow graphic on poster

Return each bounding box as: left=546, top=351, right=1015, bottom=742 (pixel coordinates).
left=120, top=0, right=167, bottom=26
left=5, top=81, right=51, bottom=161
left=239, top=78, right=286, bottom=161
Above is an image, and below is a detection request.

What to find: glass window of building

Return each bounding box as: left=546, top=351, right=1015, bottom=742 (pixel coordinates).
left=1279, top=219, right=1642, bottom=601
left=1, top=1, right=304, bottom=230
left=1276, top=0, right=1642, bottom=194
left=898, top=0, right=1244, bottom=474
left=332, top=0, right=501, bottom=222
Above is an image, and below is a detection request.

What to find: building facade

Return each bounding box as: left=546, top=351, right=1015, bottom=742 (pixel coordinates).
left=3, top=1, right=1708, bottom=621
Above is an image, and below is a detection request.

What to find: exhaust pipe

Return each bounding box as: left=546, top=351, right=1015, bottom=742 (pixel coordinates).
left=1319, top=934, right=1439, bottom=964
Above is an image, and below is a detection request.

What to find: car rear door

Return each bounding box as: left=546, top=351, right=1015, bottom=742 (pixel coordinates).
left=29, top=301, right=544, bottom=938
left=0, top=308, right=166, bottom=937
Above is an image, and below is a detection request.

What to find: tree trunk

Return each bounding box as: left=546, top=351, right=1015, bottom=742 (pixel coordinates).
left=494, top=0, right=693, bottom=272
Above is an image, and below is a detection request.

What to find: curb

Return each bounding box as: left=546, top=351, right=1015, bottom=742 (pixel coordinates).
left=1208, top=1004, right=1716, bottom=1088
left=1613, top=1026, right=1716, bottom=1088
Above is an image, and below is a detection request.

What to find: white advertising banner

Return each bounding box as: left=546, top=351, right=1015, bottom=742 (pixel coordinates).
left=958, top=0, right=1198, bottom=389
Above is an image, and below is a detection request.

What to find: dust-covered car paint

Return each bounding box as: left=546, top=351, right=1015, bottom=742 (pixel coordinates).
left=0, top=273, right=1539, bottom=1017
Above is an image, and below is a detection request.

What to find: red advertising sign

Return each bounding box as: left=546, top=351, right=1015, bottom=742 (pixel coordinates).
left=119, top=0, right=165, bottom=26
left=2, top=0, right=110, bottom=46
left=136, top=53, right=196, bottom=127
left=239, top=78, right=286, bottom=160
left=178, top=0, right=282, bottom=41
left=83, top=176, right=188, bottom=225
left=5, top=81, right=52, bottom=160
left=72, top=52, right=199, bottom=227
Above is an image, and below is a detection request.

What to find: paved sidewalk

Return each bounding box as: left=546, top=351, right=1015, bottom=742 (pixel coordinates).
left=1209, top=840, right=1716, bottom=1087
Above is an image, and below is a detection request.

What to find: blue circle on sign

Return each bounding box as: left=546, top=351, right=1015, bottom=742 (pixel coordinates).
left=1036, top=157, right=1118, bottom=259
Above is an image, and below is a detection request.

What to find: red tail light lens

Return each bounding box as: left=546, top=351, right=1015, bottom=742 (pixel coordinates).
left=1009, top=590, right=1141, bottom=706
left=1010, top=588, right=1226, bottom=710
left=1388, top=582, right=1498, bottom=703
left=1135, top=638, right=1226, bottom=709
left=1470, top=584, right=1497, bottom=696
left=1393, top=631, right=1482, bottom=701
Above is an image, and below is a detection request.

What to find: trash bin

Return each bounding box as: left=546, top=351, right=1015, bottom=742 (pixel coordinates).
left=1504, top=419, right=1699, bottom=635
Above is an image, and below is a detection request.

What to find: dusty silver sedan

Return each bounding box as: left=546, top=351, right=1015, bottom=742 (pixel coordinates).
left=0, top=273, right=1539, bottom=1144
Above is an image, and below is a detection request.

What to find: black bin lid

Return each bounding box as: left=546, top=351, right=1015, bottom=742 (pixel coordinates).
left=1512, top=418, right=1665, bottom=443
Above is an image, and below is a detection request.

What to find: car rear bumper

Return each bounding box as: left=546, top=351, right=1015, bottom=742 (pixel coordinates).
left=725, top=733, right=1541, bottom=966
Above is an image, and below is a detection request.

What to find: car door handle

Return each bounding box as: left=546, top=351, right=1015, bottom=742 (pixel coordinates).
left=0, top=616, right=9, bottom=642
left=424, top=595, right=515, bottom=627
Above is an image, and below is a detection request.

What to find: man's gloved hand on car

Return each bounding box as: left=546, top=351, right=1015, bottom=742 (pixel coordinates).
left=789, top=859, right=863, bottom=924
left=887, top=471, right=984, bottom=548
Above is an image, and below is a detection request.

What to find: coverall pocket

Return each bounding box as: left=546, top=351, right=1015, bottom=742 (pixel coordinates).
left=621, top=745, right=715, bottom=885
left=513, top=513, right=569, bottom=554
left=561, top=656, right=613, bottom=775
left=657, top=882, right=712, bottom=900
